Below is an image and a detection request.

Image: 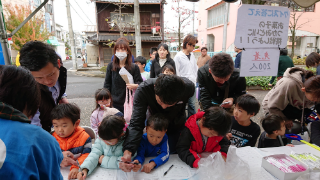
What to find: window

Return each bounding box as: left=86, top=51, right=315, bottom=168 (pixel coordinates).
left=56, top=30, right=61, bottom=39
left=151, top=13, right=160, bottom=26
left=307, top=43, right=313, bottom=48
left=265, top=0, right=315, bottom=12
left=207, top=3, right=228, bottom=28
left=110, top=13, right=134, bottom=24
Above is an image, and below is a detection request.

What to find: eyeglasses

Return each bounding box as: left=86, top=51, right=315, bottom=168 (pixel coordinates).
left=188, top=44, right=195, bottom=47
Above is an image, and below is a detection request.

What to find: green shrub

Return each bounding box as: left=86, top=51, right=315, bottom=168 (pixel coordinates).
left=245, top=76, right=277, bottom=90
left=293, top=57, right=306, bottom=65
left=100, top=66, right=107, bottom=72
left=303, top=67, right=316, bottom=75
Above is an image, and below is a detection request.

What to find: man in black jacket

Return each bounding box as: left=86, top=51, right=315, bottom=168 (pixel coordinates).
left=119, top=74, right=194, bottom=172
left=198, top=53, right=246, bottom=111
left=20, top=41, right=68, bottom=132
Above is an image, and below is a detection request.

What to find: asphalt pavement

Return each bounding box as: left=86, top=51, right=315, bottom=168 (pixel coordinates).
left=63, top=58, right=84, bottom=70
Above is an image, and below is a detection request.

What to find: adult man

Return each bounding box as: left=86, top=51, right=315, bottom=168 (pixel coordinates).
left=234, top=46, right=242, bottom=69
left=20, top=41, right=68, bottom=132
left=174, top=35, right=198, bottom=117
left=120, top=75, right=194, bottom=172
left=197, top=47, right=211, bottom=68
left=198, top=53, right=246, bottom=111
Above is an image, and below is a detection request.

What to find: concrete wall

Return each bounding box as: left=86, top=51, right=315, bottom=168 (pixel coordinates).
left=56, top=43, right=66, bottom=61
left=86, top=44, right=99, bottom=66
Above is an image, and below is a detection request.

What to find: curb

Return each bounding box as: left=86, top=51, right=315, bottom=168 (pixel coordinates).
left=74, top=71, right=105, bottom=78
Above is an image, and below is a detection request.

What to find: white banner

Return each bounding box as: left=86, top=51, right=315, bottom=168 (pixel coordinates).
left=235, top=4, right=290, bottom=49
left=240, top=48, right=280, bottom=77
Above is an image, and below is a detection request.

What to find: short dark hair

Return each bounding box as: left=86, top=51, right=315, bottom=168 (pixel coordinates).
left=135, top=56, right=147, bottom=65
left=315, top=103, right=320, bottom=114
left=146, top=113, right=169, bottom=131
left=98, top=115, right=126, bottom=140
left=51, top=103, right=81, bottom=124
left=150, top=48, right=157, bottom=55
left=208, top=53, right=234, bottom=78
left=306, top=52, right=320, bottom=68
left=20, top=41, right=59, bottom=71
left=202, top=107, right=232, bottom=136
left=261, top=114, right=284, bottom=134
left=183, top=35, right=198, bottom=49
left=161, top=64, right=176, bottom=74
left=236, top=94, right=260, bottom=116
left=0, top=65, right=40, bottom=117
left=154, top=74, right=186, bottom=105
left=201, top=47, right=208, bottom=51
left=280, top=49, right=288, bottom=56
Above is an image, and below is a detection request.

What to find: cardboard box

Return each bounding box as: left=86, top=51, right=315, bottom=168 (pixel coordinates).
left=261, top=154, right=308, bottom=180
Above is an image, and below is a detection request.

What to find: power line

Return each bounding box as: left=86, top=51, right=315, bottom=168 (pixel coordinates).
left=72, top=0, right=95, bottom=24
left=69, top=3, right=89, bottom=25
left=97, top=3, right=111, bottom=14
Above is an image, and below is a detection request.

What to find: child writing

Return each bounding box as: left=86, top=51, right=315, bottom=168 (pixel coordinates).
left=51, top=103, right=92, bottom=180
left=91, top=88, right=124, bottom=136
left=176, top=107, right=231, bottom=168
left=132, top=114, right=170, bottom=173
left=161, top=64, right=176, bottom=75
left=135, top=56, right=150, bottom=80
left=311, top=103, right=320, bottom=146
left=258, top=114, right=294, bottom=148
left=226, top=94, right=261, bottom=147
left=77, top=115, right=133, bottom=180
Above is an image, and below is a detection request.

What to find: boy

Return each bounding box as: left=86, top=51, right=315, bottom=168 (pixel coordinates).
left=258, top=114, right=293, bottom=148
left=132, top=114, right=169, bottom=173
left=226, top=94, right=261, bottom=147
left=145, top=49, right=157, bottom=72
left=135, top=56, right=150, bottom=80
left=51, top=103, right=92, bottom=179
left=176, top=107, right=231, bottom=168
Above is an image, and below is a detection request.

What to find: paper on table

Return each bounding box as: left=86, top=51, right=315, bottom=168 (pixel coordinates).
left=119, top=67, right=134, bottom=84
left=60, top=166, right=117, bottom=180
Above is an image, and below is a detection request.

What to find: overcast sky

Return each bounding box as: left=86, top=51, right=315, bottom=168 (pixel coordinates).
left=53, top=0, right=198, bottom=34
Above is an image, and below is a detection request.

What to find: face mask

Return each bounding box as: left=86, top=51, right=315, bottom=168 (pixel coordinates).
left=115, top=52, right=127, bottom=61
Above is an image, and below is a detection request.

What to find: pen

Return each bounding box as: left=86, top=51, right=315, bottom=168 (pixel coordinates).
left=117, top=160, right=140, bottom=165
left=163, top=165, right=174, bottom=176
left=76, top=160, right=84, bottom=176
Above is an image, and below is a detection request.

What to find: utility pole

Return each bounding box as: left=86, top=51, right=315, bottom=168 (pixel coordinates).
left=119, top=0, right=123, bottom=37
left=222, top=2, right=229, bottom=53
left=65, top=0, right=77, bottom=70
left=134, top=0, right=141, bottom=56
left=51, top=0, right=56, bottom=33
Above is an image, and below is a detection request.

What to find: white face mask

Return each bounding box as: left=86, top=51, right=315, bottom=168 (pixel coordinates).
left=115, top=52, right=127, bottom=61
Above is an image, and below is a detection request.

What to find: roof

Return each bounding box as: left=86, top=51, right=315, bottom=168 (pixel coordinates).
left=88, top=34, right=163, bottom=42
left=95, top=0, right=161, bottom=4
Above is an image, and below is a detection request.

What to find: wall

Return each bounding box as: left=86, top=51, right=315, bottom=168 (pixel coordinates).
left=87, top=44, right=99, bottom=66
left=56, top=42, right=66, bottom=61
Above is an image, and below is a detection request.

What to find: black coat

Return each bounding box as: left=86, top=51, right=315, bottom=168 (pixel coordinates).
left=103, top=63, right=143, bottom=107
left=198, top=64, right=246, bottom=110
left=150, top=58, right=176, bottom=78
left=122, top=77, right=195, bottom=154
left=39, top=66, right=67, bottom=132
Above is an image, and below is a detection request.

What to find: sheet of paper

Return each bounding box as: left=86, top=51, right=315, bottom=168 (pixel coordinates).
left=61, top=166, right=117, bottom=180
left=119, top=67, right=134, bottom=84
left=120, top=75, right=130, bottom=84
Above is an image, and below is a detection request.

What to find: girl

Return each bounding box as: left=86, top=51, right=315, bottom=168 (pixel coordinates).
left=78, top=115, right=133, bottom=180
left=103, top=37, right=143, bottom=113
left=161, top=64, right=176, bottom=75
left=150, top=43, right=176, bottom=78
left=90, top=88, right=124, bottom=136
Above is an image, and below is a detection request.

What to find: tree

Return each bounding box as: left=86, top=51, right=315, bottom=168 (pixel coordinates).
left=3, top=4, right=52, bottom=51
left=241, top=0, right=265, bottom=4
left=165, top=0, right=194, bottom=50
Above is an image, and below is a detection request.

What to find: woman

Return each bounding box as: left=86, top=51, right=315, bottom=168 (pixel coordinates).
left=150, top=43, right=176, bottom=78
left=306, top=52, right=320, bottom=75
left=262, top=67, right=320, bottom=132
left=0, top=65, right=64, bottom=179
left=103, top=37, right=143, bottom=113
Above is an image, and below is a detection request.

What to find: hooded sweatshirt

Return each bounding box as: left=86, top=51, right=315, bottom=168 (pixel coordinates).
left=262, top=68, right=314, bottom=120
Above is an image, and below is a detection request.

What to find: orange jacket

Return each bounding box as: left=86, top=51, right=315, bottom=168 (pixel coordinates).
left=52, top=126, right=92, bottom=170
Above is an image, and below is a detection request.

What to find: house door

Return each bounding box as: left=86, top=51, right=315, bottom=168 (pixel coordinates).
left=207, top=34, right=215, bottom=52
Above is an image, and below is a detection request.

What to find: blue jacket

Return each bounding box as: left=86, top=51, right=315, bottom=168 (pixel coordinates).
left=0, top=102, right=63, bottom=180
left=145, top=60, right=152, bottom=72
left=234, top=51, right=242, bottom=68
left=134, top=133, right=169, bottom=168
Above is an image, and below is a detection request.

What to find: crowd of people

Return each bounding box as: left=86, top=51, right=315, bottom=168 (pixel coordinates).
left=1, top=35, right=320, bottom=180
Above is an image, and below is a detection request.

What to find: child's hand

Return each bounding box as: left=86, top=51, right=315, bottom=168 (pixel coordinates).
left=286, top=144, right=294, bottom=147
left=132, top=160, right=141, bottom=172
left=99, top=155, right=104, bottom=164
left=141, top=162, right=156, bottom=173
left=68, top=168, right=79, bottom=180
left=77, top=169, right=88, bottom=180
left=226, top=133, right=232, bottom=140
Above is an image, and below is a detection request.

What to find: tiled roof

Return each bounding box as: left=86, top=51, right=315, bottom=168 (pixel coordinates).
left=95, top=0, right=161, bottom=4
left=88, top=34, right=163, bottom=41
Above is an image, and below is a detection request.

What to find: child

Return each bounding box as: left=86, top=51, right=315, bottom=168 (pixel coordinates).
left=176, top=107, right=231, bottom=168
left=91, top=88, right=124, bottom=136
left=132, top=114, right=170, bottom=173
left=258, top=114, right=293, bottom=148
left=78, top=115, right=132, bottom=180
left=145, top=49, right=157, bottom=72
left=135, top=56, right=150, bottom=80
left=161, top=64, right=176, bottom=75
left=226, top=94, right=261, bottom=147
left=51, top=103, right=92, bottom=180
left=311, top=103, right=320, bottom=146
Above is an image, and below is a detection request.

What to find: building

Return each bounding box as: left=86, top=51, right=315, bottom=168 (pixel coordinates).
left=197, top=0, right=320, bottom=57
left=87, top=0, right=164, bottom=66
left=165, top=32, right=185, bottom=51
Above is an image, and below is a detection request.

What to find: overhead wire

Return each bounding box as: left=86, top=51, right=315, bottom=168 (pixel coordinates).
left=69, top=2, right=89, bottom=25
left=72, top=0, right=95, bottom=24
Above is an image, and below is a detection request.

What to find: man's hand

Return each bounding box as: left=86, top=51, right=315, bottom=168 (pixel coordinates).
left=221, top=98, right=233, bottom=108
left=285, top=120, right=293, bottom=129
left=61, top=151, right=77, bottom=167
left=99, top=155, right=104, bottom=165
left=119, top=150, right=134, bottom=172
left=226, top=133, right=232, bottom=140
left=77, top=169, right=88, bottom=180
left=59, top=97, right=69, bottom=104
left=68, top=168, right=78, bottom=180
left=286, top=144, right=294, bottom=147
left=126, top=84, right=139, bottom=90
left=141, top=162, right=156, bottom=173
left=132, top=160, right=142, bottom=172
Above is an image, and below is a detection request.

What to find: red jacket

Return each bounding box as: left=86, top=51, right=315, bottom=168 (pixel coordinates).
left=176, top=111, right=229, bottom=168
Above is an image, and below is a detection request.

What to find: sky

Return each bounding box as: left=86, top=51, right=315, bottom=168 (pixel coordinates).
left=53, top=0, right=198, bottom=34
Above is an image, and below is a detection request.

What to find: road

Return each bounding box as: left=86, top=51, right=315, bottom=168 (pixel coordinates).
left=63, top=58, right=84, bottom=70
